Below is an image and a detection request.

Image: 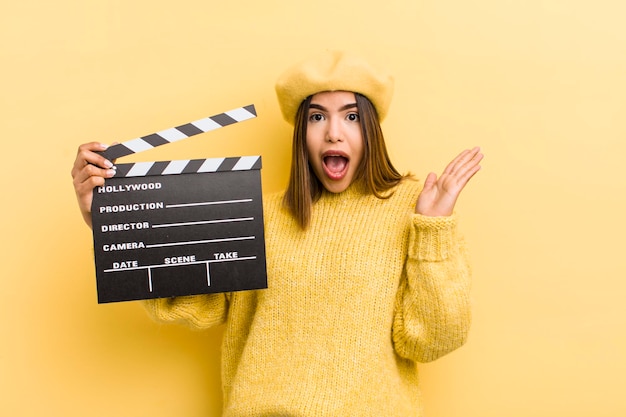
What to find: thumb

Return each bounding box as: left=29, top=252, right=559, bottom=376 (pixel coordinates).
left=423, top=172, right=438, bottom=191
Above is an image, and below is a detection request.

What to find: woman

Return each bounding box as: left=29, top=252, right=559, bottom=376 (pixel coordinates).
left=72, top=50, right=483, bottom=416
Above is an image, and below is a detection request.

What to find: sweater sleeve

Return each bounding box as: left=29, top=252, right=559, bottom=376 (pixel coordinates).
left=392, top=213, right=472, bottom=363
left=142, top=293, right=229, bottom=330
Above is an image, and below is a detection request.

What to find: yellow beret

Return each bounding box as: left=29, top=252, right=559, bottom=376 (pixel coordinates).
left=275, top=50, right=394, bottom=124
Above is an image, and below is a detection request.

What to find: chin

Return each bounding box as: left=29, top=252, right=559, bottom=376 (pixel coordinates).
left=322, top=180, right=351, bottom=194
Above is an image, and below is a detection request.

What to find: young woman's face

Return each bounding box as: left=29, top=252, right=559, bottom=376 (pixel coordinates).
left=306, top=91, right=364, bottom=194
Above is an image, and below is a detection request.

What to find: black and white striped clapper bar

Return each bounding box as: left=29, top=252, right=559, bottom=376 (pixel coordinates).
left=91, top=105, right=267, bottom=303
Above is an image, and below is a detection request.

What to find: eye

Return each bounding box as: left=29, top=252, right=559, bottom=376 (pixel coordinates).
left=346, top=112, right=360, bottom=122
left=309, top=113, right=325, bottom=122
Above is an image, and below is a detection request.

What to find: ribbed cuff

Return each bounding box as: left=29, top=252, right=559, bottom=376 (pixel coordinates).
left=409, top=213, right=457, bottom=261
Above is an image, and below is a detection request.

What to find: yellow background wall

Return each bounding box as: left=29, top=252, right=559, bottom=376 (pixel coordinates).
left=2, top=1, right=625, bottom=416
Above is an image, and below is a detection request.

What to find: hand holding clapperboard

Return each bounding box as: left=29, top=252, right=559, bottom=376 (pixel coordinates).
left=91, top=105, right=267, bottom=303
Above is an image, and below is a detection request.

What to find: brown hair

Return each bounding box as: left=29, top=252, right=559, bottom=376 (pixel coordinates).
left=282, top=93, right=409, bottom=229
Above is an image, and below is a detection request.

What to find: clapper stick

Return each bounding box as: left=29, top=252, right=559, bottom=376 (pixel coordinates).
left=111, top=155, right=262, bottom=178
left=99, top=104, right=257, bottom=161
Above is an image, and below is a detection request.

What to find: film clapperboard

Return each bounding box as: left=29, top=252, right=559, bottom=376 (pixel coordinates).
left=91, top=105, right=267, bottom=303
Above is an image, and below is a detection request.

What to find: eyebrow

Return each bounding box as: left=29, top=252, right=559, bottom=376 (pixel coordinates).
left=308, top=102, right=358, bottom=112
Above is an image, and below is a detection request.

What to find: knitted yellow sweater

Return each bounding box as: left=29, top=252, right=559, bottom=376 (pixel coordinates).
left=143, top=179, right=471, bottom=416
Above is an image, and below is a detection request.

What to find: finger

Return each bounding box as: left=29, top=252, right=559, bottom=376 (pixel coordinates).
left=451, top=152, right=483, bottom=190
left=455, top=149, right=483, bottom=174
left=445, top=147, right=482, bottom=177
left=74, top=171, right=100, bottom=193
left=71, top=142, right=114, bottom=178
left=74, top=176, right=104, bottom=219
left=75, top=172, right=107, bottom=197
left=442, top=147, right=477, bottom=176
left=456, top=162, right=482, bottom=188
left=422, top=172, right=438, bottom=191
left=73, top=165, right=115, bottom=214
left=72, top=162, right=116, bottom=188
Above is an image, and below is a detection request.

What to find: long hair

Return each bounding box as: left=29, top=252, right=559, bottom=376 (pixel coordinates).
left=283, top=93, right=409, bottom=229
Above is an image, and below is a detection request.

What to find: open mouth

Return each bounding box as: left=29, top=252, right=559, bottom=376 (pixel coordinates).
left=322, top=152, right=349, bottom=180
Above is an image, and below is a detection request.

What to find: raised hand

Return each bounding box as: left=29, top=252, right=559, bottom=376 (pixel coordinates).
left=71, top=142, right=117, bottom=228
left=415, top=147, right=483, bottom=217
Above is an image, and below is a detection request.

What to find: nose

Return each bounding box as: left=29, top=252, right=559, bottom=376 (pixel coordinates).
left=325, top=117, right=343, bottom=143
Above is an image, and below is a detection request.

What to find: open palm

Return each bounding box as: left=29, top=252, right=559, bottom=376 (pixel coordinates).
left=415, top=147, right=483, bottom=217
